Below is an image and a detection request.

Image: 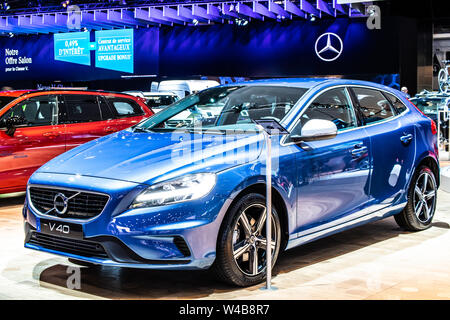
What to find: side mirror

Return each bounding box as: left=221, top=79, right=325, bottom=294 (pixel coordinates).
left=2, top=116, right=26, bottom=137
left=291, top=119, right=338, bottom=143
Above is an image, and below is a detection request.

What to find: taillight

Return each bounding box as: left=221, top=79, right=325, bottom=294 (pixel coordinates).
left=431, top=119, right=437, bottom=135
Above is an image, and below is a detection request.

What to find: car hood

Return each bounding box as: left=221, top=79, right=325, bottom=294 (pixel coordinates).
left=38, top=130, right=263, bottom=185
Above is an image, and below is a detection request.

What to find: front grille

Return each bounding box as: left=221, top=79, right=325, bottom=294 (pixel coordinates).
left=28, top=232, right=109, bottom=259
left=29, top=187, right=109, bottom=219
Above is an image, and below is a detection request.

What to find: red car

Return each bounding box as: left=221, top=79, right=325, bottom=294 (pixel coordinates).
left=0, top=89, right=153, bottom=195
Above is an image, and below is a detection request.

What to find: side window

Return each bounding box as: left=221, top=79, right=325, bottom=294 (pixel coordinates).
left=106, top=97, right=144, bottom=117
left=64, top=95, right=102, bottom=123
left=1, top=95, right=58, bottom=126
left=385, top=92, right=408, bottom=114
left=352, top=88, right=395, bottom=124
left=290, top=88, right=357, bottom=136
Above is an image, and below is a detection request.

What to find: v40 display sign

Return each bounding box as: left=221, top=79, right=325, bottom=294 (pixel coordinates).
left=54, top=29, right=134, bottom=73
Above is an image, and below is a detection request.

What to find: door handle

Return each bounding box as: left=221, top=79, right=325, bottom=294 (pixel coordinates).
left=43, top=132, right=60, bottom=138
left=351, top=145, right=368, bottom=158
left=400, top=133, right=413, bottom=145
left=104, top=127, right=115, bottom=133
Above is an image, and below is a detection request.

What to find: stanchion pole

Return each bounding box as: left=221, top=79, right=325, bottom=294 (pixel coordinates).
left=254, top=120, right=287, bottom=291
left=446, top=107, right=450, bottom=161
left=264, top=130, right=272, bottom=290
left=439, top=109, right=450, bottom=161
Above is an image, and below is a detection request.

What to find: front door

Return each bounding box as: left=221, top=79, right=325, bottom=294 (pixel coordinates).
left=288, top=87, right=372, bottom=234
left=0, top=95, right=65, bottom=192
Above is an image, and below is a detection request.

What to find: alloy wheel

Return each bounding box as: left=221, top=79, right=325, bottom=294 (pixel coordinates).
left=413, top=171, right=437, bottom=223
left=231, top=203, right=278, bottom=276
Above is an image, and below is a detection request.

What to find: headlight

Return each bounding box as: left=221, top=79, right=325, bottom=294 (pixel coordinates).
left=131, top=173, right=216, bottom=208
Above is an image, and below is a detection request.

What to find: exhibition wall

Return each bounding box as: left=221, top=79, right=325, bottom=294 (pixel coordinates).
left=0, top=16, right=418, bottom=91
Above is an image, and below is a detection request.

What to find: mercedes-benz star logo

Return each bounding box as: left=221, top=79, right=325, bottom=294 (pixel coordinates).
left=315, top=32, right=344, bottom=62
left=54, top=193, right=69, bottom=215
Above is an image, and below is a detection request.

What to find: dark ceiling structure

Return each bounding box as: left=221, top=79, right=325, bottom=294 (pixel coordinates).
left=0, top=1, right=373, bottom=35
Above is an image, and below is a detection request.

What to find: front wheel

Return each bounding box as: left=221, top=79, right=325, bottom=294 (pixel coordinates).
left=395, top=166, right=437, bottom=231
left=213, top=193, right=281, bottom=287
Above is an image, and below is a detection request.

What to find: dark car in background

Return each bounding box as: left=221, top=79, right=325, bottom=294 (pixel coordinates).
left=0, top=89, right=153, bottom=195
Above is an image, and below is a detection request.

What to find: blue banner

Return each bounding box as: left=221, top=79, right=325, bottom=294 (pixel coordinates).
left=0, top=19, right=402, bottom=84
left=0, top=27, right=157, bottom=82
left=95, top=29, right=134, bottom=73
left=54, top=31, right=91, bottom=66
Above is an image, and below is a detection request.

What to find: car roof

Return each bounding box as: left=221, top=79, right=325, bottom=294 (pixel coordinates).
left=0, top=90, right=34, bottom=97
left=225, top=78, right=400, bottom=93
left=0, top=89, right=140, bottom=98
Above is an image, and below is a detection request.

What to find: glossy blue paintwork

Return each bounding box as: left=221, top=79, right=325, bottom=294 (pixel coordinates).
left=24, top=78, right=440, bottom=270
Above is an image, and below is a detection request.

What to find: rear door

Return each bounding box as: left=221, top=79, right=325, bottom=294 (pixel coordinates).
left=61, top=94, right=112, bottom=151
left=0, top=94, right=65, bottom=192
left=350, top=87, right=416, bottom=209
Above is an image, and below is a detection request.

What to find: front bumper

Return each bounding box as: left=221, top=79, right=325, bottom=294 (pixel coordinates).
left=23, top=172, right=232, bottom=270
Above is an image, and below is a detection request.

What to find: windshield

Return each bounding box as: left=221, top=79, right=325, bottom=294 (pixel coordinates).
left=0, top=96, right=16, bottom=112
left=145, top=95, right=178, bottom=109
left=410, top=97, right=446, bottom=115
left=136, top=85, right=307, bottom=132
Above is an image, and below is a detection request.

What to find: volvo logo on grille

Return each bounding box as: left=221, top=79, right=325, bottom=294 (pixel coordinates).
left=54, top=193, right=69, bottom=215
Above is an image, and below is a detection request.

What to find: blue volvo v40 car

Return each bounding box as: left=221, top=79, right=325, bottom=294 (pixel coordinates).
left=23, top=79, right=440, bottom=286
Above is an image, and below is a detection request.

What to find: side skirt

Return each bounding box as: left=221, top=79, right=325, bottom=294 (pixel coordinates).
left=286, top=203, right=406, bottom=250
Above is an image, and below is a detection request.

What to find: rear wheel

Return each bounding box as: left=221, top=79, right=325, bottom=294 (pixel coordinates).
left=395, top=166, right=437, bottom=231
left=213, top=193, right=281, bottom=287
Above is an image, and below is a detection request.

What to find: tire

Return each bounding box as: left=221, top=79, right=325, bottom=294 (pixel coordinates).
left=394, top=166, right=437, bottom=231
left=212, top=193, right=281, bottom=287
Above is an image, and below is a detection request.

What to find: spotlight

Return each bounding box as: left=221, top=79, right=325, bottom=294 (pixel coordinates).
left=8, top=32, right=14, bottom=38
left=309, top=14, right=316, bottom=22
left=1, top=1, right=10, bottom=11
left=81, top=27, right=88, bottom=32
left=61, top=0, right=70, bottom=8
left=234, top=18, right=248, bottom=26
left=192, top=19, right=199, bottom=26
